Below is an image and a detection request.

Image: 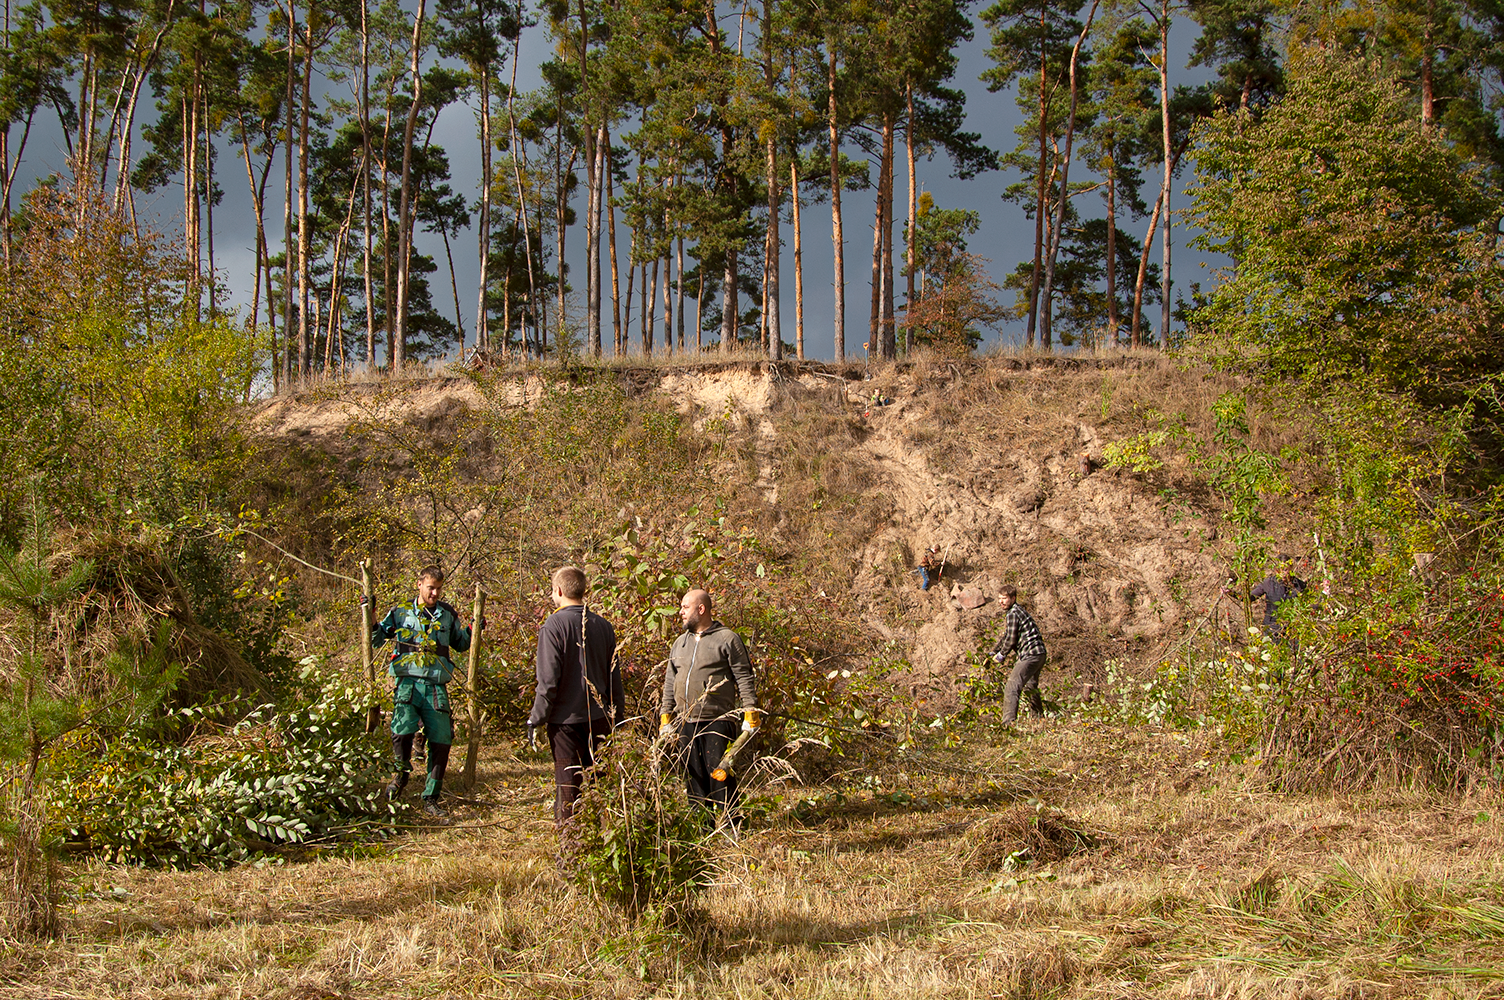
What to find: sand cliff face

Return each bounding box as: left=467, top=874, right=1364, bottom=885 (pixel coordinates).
left=253, top=356, right=1284, bottom=706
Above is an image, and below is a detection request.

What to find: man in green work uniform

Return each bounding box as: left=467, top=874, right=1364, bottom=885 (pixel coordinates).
left=370, top=565, right=480, bottom=817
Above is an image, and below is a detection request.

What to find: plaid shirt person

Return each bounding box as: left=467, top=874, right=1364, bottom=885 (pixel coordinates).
left=992, top=602, right=1046, bottom=661
left=990, top=590, right=1048, bottom=724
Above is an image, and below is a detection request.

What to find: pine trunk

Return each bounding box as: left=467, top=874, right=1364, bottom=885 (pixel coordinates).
left=1027, top=27, right=1048, bottom=348
left=646, top=254, right=658, bottom=357
left=1105, top=155, right=1118, bottom=344
left=298, top=23, right=315, bottom=373
left=282, top=2, right=296, bottom=384
left=1157, top=5, right=1172, bottom=346
left=1041, top=0, right=1098, bottom=350
left=506, top=36, right=538, bottom=354
left=1421, top=19, right=1434, bottom=125
left=905, top=82, right=916, bottom=354
left=827, top=44, right=845, bottom=363
left=238, top=127, right=268, bottom=332
left=205, top=89, right=215, bottom=316
left=589, top=123, right=606, bottom=355
left=1130, top=186, right=1163, bottom=347
left=362, top=0, right=375, bottom=366
left=552, top=93, right=566, bottom=353
left=696, top=268, right=705, bottom=351
left=721, top=247, right=737, bottom=353
left=623, top=228, right=636, bottom=355
left=607, top=135, right=622, bottom=355
left=380, top=109, right=394, bottom=365
left=394, top=0, right=427, bottom=371
left=766, top=137, right=780, bottom=360
left=791, top=161, right=804, bottom=360
left=762, top=0, right=780, bottom=361
left=662, top=237, right=673, bottom=357
left=868, top=133, right=883, bottom=357
left=676, top=231, right=685, bottom=351
left=578, top=0, right=600, bottom=357
left=476, top=69, right=491, bottom=353
left=879, top=113, right=896, bottom=359
left=443, top=225, right=464, bottom=354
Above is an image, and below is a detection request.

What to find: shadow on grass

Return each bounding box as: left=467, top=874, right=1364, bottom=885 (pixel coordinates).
left=705, top=907, right=943, bottom=960
left=766, top=782, right=1032, bottom=839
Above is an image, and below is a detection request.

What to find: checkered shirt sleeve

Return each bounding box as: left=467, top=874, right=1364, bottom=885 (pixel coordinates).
left=996, top=604, right=1046, bottom=659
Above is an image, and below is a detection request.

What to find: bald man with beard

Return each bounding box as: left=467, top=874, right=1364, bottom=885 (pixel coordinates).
left=659, top=588, right=761, bottom=817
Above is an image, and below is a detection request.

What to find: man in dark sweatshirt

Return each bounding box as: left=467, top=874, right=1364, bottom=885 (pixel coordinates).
left=659, top=588, right=760, bottom=815
left=527, top=565, right=622, bottom=830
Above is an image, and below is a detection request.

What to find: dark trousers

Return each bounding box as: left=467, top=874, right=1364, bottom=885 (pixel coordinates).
left=1002, top=652, right=1047, bottom=723
left=392, top=734, right=451, bottom=801
left=548, top=717, right=611, bottom=828
left=680, top=719, right=740, bottom=815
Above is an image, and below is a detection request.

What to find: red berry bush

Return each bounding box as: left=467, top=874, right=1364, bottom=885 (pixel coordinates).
left=1265, top=574, right=1504, bottom=790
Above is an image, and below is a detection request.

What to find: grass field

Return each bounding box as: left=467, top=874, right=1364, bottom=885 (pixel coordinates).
left=9, top=717, right=1503, bottom=1000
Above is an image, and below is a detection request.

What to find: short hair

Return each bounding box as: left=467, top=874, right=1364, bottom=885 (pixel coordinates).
left=417, top=564, right=445, bottom=584
left=999, top=584, right=1018, bottom=600
left=552, top=565, right=587, bottom=600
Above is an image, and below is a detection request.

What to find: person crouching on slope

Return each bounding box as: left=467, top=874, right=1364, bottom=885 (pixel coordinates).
left=371, top=564, right=480, bottom=818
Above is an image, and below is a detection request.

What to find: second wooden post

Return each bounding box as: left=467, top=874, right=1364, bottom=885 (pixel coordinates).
left=462, top=582, right=486, bottom=789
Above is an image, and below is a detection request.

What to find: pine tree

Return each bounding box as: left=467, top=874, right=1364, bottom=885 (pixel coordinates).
left=982, top=0, right=1087, bottom=347
left=438, top=0, right=521, bottom=356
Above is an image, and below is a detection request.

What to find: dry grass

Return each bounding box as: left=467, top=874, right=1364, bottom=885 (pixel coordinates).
left=8, top=720, right=1504, bottom=999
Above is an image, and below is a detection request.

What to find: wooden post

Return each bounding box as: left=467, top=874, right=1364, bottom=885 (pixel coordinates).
left=361, top=559, right=382, bottom=734
left=462, top=582, right=486, bottom=789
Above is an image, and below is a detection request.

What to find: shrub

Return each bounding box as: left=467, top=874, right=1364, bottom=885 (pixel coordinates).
left=1086, top=639, right=1279, bottom=738
left=0, top=191, right=257, bottom=537
left=564, top=732, right=713, bottom=919
left=1266, top=573, right=1504, bottom=790
left=1102, top=431, right=1172, bottom=474
left=43, top=708, right=395, bottom=867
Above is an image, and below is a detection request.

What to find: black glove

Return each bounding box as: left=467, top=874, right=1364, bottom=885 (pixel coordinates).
left=526, top=722, right=540, bottom=752
left=475, top=616, right=487, bottom=633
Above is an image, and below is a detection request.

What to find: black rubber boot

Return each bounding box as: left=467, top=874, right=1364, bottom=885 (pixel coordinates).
left=422, top=741, right=452, bottom=803
left=388, top=734, right=414, bottom=799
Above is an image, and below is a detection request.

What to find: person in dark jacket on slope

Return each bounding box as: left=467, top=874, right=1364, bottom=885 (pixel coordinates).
left=527, top=566, right=622, bottom=831
left=659, top=588, right=760, bottom=816
left=1250, top=555, right=1308, bottom=644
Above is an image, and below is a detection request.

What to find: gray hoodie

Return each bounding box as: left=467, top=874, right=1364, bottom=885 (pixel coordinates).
left=660, top=621, right=758, bottom=723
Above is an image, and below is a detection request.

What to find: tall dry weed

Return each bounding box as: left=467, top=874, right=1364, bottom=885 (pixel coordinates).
left=3, top=791, right=58, bottom=938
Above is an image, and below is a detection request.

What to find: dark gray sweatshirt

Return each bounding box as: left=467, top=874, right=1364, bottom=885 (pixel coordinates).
left=660, top=621, right=758, bottom=723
